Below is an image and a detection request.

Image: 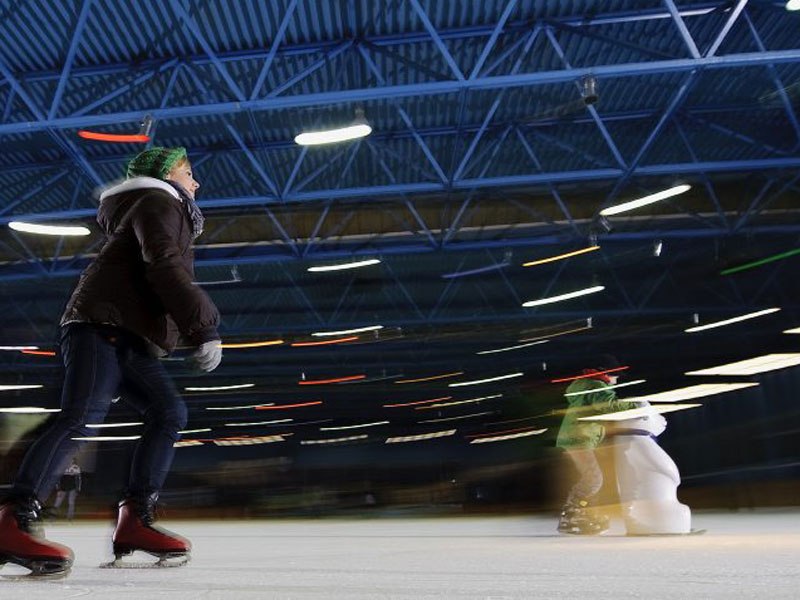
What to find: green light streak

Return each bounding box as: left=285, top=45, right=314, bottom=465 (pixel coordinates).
left=720, top=248, right=800, bottom=276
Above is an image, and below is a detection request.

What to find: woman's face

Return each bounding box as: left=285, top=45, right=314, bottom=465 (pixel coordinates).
left=167, top=160, right=200, bottom=199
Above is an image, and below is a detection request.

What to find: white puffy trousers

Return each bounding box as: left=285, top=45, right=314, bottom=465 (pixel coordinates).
left=612, top=411, right=692, bottom=535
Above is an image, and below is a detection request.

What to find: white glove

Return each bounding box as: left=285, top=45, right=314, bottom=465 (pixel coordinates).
left=189, top=340, right=222, bottom=372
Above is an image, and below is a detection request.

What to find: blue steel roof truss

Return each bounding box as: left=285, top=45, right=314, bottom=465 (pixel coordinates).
left=0, top=0, right=799, bottom=389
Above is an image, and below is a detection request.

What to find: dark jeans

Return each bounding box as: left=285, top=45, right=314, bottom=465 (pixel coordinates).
left=13, top=323, right=187, bottom=501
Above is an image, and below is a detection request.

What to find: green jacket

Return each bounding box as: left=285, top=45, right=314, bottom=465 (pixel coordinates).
left=555, top=377, right=638, bottom=450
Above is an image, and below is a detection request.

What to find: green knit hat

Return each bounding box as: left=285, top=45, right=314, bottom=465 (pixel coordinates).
left=126, top=146, right=188, bottom=180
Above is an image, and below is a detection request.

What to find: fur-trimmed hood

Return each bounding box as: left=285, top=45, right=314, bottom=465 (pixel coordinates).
left=97, top=177, right=181, bottom=235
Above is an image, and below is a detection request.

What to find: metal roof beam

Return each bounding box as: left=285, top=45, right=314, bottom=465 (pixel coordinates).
left=663, top=0, right=702, bottom=59
left=408, top=0, right=465, bottom=81
left=48, top=0, right=94, bottom=120
left=7, top=48, right=798, bottom=136
left=250, top=0, right=300, bottom=100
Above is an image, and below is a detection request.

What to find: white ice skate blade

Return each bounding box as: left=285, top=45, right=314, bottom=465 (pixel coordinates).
left=100, top=552, right=190, bottom=569
left=624, top=528, right=707, bottom=537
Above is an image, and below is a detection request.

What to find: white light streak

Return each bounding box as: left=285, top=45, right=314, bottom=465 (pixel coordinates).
left=311, top=325, right=383, bottom=337
left=301, top=434, right=368, bottom=445
left=174, top=440, right=204, bottom=447
left=476, top=340, right=549, bottom=355
left=564, top=379, right=647, bottom=397
left=320, top=421, right=389, bottom=431
left=294, top=123, right=372, bottom=146
left=685, top=308, right=781, bottom=332
left=619, top=383, right=759, bottom=404
left=419, top=411, right=494, bottom=424
left=86, top=422, right=143, bottom=429
left=599, top=184, right=691, bottom=216
left=578, top=403, right=702, bottom=421
left=385, top=429, right=456, bottom=444
left=470, top=429, right=548, bottom=443
left=448, top=373, right=523, bottom=387
left=213, top=435, right=287, bottom=446
left=417, top=394, right=503, bottom=409
left=0, top=346, right=39, bottom=351
left=178, top=428, right=212, bottom=434
left=686, top=353, right=800, bottom=376
left=9, top=221, right=91, bottom=236
left=784, top=326, right=800, bottom=334
left=307, top=259, right=381, bottom=272
left=71, top=435, right=141, bottom=441
left=0, top=406, right=59, bottom=414
left=522, top=285, right=605, bottom=308
left=185, top=383, right=255, bottom=392
left=0, top=384, right=44, bottom=391
left=205, top=403, right=275, bottom=411
left=224, top=420, right=293, bottom=427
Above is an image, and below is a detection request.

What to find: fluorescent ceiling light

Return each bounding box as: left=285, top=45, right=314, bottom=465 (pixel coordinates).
left=320, top=421, right=389, bottom=431
left=599, top=184, right=691, bottom=216
left=448, top=373, right=523, bottom=387
left=71, top=435, right=141, bottom=441
left=522, top=246, right=600, bottom=267
left=224, top=420, right=294, bottom=427
left=685, top=308, right=781, bottom=333
left=784, top=326, right=800, bottom=334
left=9, top=221, right=91, bottom=236
left=619, top=383, right=758, bottom=404
left=0, top=384, right=44, bottom=391
left=205, top=403, right=275, bottom=411
left=0, top=406, right=60, bottom=413
left=470, top=429, right=547, bottom=444
left=787, top=0, right=800, bottom=11
left=311, top=325, right=383, bottom=337
left=522, top=285, right=604, bottom=308
left=564, top=379, right=646, bottom=397
left=301, top=434, right=368, bottom=445
left=476, top=340, right=548, bottom=355
left=578, top=403, right=702, bottom=421
left=0, top=346, right=39, bottom=351
left=186, top=383, right=255, bottom=392
left=295, top=109, right=371, bottom=146
left=307, top=258, right=380, bottom=272
left=86, top=422, right=143, bottom=429
left=385, top=429, right=456, bottom=444
left=686, top=353, right=800, bottom=376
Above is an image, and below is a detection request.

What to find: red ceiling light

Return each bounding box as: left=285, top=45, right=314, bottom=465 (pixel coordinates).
left=77, top=131, right=150, bottom=143
left=77, top=115, right=153, bottom=144
left=550, top=366, right=629, bottom=384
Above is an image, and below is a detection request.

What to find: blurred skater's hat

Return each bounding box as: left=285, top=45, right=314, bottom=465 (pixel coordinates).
left=126, top=147, right=188, bottom=180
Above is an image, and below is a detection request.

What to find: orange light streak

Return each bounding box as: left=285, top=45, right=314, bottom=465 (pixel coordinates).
left=394, top=372, right=464, bottom=384
left=522, top=245, right=600, bottom=267
left=254, top=401, right=323, bottom=410
left=383, top=396, right=452, bottom=408
left=21, top=350, right=56, bottom=356
left=78, top=130, right=150, bottom=143
left=221, top=339, right=284, bottom=349
left=291, top=336, right=358, bottom=347
left=298, top=375, right=365, bottom=385
left=550, top=366, right=629, bottom=383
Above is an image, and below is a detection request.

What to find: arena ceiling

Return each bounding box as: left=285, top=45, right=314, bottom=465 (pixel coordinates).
left=1, top=0, right=799, bottom=445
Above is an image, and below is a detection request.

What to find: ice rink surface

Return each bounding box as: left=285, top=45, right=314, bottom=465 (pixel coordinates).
left=1, top=510, right=798, bottom=599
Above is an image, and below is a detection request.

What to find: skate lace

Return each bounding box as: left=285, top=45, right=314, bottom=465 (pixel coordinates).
left=15, top=500, right=44, bottom=536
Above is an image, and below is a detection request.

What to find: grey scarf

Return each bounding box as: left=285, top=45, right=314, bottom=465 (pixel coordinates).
left=166, top=179, right=204, bottom=239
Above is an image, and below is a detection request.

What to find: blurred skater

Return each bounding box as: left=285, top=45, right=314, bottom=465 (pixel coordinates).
left=52, top=458, right=81, bottom=521
left=555, top=355, right=637, bottom=534
left=0, top=147, right=221, bottom=576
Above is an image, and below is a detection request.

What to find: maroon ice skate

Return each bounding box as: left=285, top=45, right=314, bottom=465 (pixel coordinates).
left=0, top=497, right=74, bottom=578
left=103, top=492, right=190, bottom=568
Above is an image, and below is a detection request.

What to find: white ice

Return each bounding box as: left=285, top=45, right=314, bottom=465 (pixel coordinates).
left=2, top=511, right=798, bottom=598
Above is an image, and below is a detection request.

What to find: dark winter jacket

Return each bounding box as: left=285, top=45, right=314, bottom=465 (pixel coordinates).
left=555, top=375, right=638, bottom=450
left=60, top=177, right=219, bottom=356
